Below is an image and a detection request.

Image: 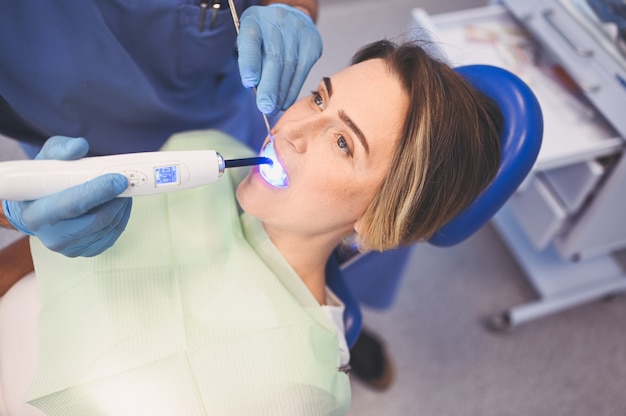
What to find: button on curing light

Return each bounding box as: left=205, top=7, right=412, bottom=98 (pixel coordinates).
left=0, top=150, right=272, bottom=201
left=259, top=141, right=288, bottom=188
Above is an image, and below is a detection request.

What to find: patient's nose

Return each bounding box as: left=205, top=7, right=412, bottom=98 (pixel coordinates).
left=282, top=116, right=323, bottom=153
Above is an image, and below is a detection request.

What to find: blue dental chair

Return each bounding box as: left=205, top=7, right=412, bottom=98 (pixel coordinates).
left=327, top=65, right=544, bottom=347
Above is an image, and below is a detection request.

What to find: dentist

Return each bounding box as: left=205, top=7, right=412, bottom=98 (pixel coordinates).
left=0, top=0, right=321, bottom=256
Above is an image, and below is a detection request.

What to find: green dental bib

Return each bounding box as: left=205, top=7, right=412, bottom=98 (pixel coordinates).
left=27, top=130, right=351, bottom=416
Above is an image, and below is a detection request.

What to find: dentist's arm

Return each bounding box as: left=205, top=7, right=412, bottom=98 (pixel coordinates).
left=0, top=237, right=33, bottom=296
left=237, top=0, right=322, bottom=115
left=1, top=136, right=132, bottom=257
left=0, top=208, right=14, bottom=230
left=264, top=0, right=318, bottom=22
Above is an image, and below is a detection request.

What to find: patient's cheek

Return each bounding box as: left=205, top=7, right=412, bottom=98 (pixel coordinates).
left=235, top=177, right=250, bottom=210
left=235, top=173, right=263, bottom=215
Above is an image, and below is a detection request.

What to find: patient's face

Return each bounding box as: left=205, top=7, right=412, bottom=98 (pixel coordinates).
left=237, top=58, right=408, bottom=240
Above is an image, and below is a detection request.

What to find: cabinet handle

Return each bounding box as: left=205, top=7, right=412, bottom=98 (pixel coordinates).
left=543, top=9, right=594, bottom=58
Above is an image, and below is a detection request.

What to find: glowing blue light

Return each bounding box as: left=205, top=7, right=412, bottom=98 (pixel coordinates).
left=259, top=141, right=288, bottom=188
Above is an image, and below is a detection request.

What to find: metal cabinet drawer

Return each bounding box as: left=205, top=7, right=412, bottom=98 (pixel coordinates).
left=508, top=174, right=568, bottom=249
left=542, top=159, right=604, bottom=214
left=507, top=160, right=605, bottom=250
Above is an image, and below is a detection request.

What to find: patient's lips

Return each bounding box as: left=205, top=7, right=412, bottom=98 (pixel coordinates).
left=259, top=141, right=288, bottom=188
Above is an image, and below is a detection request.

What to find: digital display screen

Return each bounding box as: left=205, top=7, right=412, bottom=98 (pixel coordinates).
left=154, top=165, right=180, bottom=187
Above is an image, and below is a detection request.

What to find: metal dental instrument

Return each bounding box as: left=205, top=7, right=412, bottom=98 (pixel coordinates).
left=0, top=151, right=272, bottom=201
left=228, top=1, right=287, bottom=188
left=228, top=0, right=275, bottom=143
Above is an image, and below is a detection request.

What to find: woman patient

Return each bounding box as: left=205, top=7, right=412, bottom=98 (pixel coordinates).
left=1, top=39, right=502, bottom=415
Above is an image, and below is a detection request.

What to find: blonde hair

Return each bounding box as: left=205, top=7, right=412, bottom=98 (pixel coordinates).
left=354, top=40, right=503, bottom=251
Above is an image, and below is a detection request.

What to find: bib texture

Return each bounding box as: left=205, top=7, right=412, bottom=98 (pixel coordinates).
left=28, top=130, right=351, bottom=415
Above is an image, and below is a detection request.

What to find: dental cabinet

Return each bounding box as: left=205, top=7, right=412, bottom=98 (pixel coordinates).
left=411, top=0, right=626, bottom=329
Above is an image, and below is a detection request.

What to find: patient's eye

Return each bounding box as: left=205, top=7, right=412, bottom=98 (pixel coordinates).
left=312, top=91, right=323, bottom=108
left=337, top=135, right=351, bottom=156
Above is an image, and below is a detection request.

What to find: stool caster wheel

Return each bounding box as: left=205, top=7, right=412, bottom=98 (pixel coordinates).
left=601, top=292, right=625, bottom=302
left=485, top=312, right=513, bottom=333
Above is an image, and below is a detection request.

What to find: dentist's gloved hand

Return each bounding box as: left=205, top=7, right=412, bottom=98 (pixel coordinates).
left=1, top=136, right=132, bottom=257
left=238, top=4, right=322, bottom=116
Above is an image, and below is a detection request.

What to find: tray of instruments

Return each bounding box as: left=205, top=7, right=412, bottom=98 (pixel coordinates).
left=410, top=4, right=623, bottom=172
left=501, top=0, right=626, bottom=141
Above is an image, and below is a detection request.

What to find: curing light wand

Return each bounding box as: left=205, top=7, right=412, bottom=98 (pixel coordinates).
left=0, top=150, right=272, bottom=201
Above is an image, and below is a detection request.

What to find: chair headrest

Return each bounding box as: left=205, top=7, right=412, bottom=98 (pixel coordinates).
left=428, top=65, right=543, bottom=247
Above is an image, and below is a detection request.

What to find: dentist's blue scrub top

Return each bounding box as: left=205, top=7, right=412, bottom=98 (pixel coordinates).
left=0, top=0, right=271, bottom=156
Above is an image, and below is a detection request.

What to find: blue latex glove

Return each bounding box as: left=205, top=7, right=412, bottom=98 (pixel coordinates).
left=2, top=136, right=131, bottom=257
left=238, top=4, right=322, bottom=116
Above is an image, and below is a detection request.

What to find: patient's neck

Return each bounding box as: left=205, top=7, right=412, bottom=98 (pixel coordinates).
left=264, top=226, right=344, bottom=305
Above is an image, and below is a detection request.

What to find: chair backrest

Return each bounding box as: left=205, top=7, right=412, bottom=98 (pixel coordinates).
left=428, top=65, right=543, bottom=246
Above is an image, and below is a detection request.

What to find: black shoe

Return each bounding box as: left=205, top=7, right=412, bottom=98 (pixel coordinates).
left=349, top=328, right=394, bottom=390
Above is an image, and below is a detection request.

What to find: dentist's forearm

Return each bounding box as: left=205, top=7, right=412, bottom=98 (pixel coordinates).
left=262, top=0, right=318, bottom=22
left=0, top=202, right=17, bottom=231
left=0, top=236, right=34, bottom=296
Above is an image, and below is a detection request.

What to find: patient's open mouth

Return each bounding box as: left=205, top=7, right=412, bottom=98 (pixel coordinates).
left=259, top=141, right=288, bottom=188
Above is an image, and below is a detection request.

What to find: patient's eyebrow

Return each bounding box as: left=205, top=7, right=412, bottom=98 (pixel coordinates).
left=323, top=76, right=369, bottom=155
left=339, top=110, right=369, bottom=155
left=323, top=76, right=332, bottom=97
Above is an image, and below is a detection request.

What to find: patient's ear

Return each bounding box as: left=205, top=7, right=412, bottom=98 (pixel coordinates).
left=353, top=218, right=364, bottom=237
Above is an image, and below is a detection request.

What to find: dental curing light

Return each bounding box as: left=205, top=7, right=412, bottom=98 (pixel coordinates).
left=259, top=141, right=288, bottom=188
left=0, top=151, right=271, bottom=201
